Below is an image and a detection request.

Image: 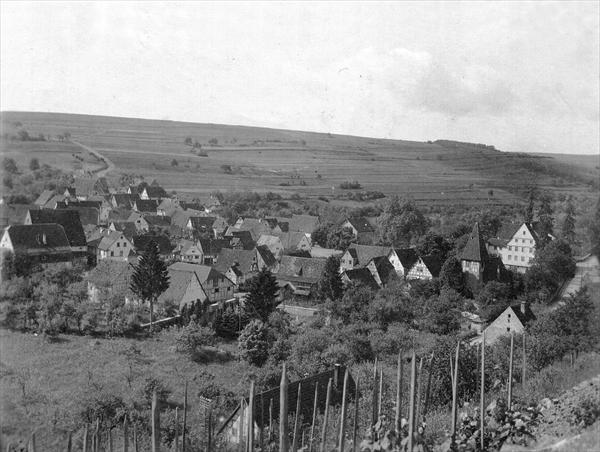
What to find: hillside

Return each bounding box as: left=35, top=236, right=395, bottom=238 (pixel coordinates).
left=1, top=111, right=597, bottom=207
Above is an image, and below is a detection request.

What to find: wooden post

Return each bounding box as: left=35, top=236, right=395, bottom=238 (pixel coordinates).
left=182, top=381, right=187, bottom=452
left=292, top=383, right=302, bottom=452
left=422, top=353, right=435, bottom=421
left=66, top=432, right=72, bottom=452
left=83, top=425, right=89, bottom=452
left=309, top=383, right=319, bottom=452
left=480, top=332, right=486, bottom=452
left=123, top=418, right=129, bottom=452
left=152, top=389, right=160, bottom=452
left=174, top=407, right=180, bottom=452
left=407, top=351, right=417, bottom=452
left=248, top=380, right=255, bottom=452
left=108, top=428, right=113, bottom=452
left=280, top=363, right=289, bottom=452
left=450, top=342, right=460, bottom=445
left=320, top=378, right=333, bottom=452
left=395, top=352, right=403, bottom=433
left=377, top=368, right=383, bottom=422
left=337, top=369, right=349, bottom=452
left=508, top=332, right=514, bottom=411
left=522, top=332, right=526, bottom=388
left=371, top=359, right=378, bottom=426
left=352, top=377, right=360, bottom=452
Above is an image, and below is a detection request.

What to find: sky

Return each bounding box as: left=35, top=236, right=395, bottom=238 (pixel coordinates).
left=1, top=1, right=599, bottom=155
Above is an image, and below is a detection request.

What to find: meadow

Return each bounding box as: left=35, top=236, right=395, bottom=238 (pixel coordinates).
left=2, top=111, right=596, bottom=207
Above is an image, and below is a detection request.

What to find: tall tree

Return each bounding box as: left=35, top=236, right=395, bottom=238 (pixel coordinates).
left=561, top=196, right=576, bottom=244
left=318, top=256, right=344, bottom=301
left=130, top=240, right=170, bottom=330
left=537, top=194, right=554, bottom=244
left=244, top=267, right=279, bottom=322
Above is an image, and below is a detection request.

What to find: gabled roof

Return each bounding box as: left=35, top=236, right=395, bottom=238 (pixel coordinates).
left=289, top=214, right=319, bottom=234
left=134, top=199, right=158, bottom=213
left=27, top=209, right=86, bottom=247
left=345, top=217, right=374, bottom=233
left=4, top=224, right=71, bottom=252
left=256, top=245, right=277, bottom=268
left=393, top=248, right=419, bottom=273
left=169, top=261, right=229, bottom=285
left=461, top=222, right=489, bottom=263
left=214, top=248, right=258, bottom=274
left=342, top=268, right=379, bottom=290
left=277, top=255, right=328, bottom=284
left=347, top=244, right=391, bottom=266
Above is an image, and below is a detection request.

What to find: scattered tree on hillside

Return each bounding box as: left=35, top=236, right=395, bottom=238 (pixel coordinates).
left=130, top=240, right=170, bottom=330
left=561, top=196, right=576, bottom=244
left=3, top=157, right=18, bottom=174
left=243, top=268, right=279, bottom=322
left=317, top=256, right=344, bottom=301
left=29, top=158, right=40, bottom=171
left=377, top=196, right=429, bottom=247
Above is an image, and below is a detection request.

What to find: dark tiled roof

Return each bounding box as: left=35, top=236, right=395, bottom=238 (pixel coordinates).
left=134, top=199, right=158, bottom=212
left=345, top=217, right=374, bottom=233
left=27, top=209, right=86, bottom=247
left=277, top=255, right=328, bottom=284
left=5, top=224, right=71, bottom=252
left=217, top=365, right=354, bottom=434
left=343, top=268, right=379, bottom=289
left=461, top=223, right=489, bottom=263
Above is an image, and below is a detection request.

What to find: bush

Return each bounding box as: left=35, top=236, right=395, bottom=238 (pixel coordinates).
left=174, top=322, right=216, bottom=355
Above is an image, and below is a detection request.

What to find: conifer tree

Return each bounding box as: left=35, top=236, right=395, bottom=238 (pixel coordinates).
left=244, top=267, right=279, bottom=322
left=130, top=240, right=170, bottom=330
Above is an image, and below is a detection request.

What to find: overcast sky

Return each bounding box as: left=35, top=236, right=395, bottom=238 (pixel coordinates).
left=1, top=2, right=599, bottom=155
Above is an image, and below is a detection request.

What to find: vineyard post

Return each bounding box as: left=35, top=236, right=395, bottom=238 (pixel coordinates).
left=182, top=381, right=187, bottom=452
left=407, top=351, right=417, bottom=452
left=450, top=342, right=460, bottom=445
left=123, top=418, right=129, bottom=452
left=66, top=432, right=72, bottom=452
left=480, top=331, right=486, bottom=452
left=395, top=352, right=403, bottom=433
left=352, top=377, right=360, bottom=452
left=152, top=389, right=160, bottom=452
left=309, top=383, right=319, bottom=452
left=337, top=369, right=349, bottom=452
left=292, top=383, right=302, bottom=452
left=248, top=380, right=255, bottom=452
left=508, top=332, right=514, bottom=410
left=280, top=363, right=289, bottom=452
left=320, top=378, right=333, bottom=452
left=83, top=424, right=89, bottom=452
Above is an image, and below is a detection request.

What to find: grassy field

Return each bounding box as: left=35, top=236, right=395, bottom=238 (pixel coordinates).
left=2, top=111, right=597, bottom=206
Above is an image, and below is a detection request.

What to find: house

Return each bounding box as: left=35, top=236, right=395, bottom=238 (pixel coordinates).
left=140, top=186, right=168, bottom=200
left=342, top=217, right=375, bottom=244
left=158, top=267, right=208, bottom=310
left=339, top=244, right=391, bottom=272
left=217, top=365, right=354, bottom=446
left=169, top=262, right=236, bottom=303
left=276, top=255, right=328, bottom=296
left=95, top=231, right=135, bottom=262
left=486, top=222, right=550, bottom=274
left=133, top=199, right=158, bottom=213
left=341, top=267, right=379, bottom=290
left=406, top=255, right=442, bottom=280
left=0, top=224, right=73, bottom=272
left=71, top=177, right=110, bottom=200
left=288, top=214, right=319, bottom=236
left=474, top=302, right=536, bottom=345
left=365, top=255, right=396, bottom=287
left=25, top=209, right=87, bottom=258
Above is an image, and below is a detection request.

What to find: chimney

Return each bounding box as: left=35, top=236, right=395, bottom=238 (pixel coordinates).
left=333, top=363, right=341, bottom=389
left=520, top=300, right=526, bottom=315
